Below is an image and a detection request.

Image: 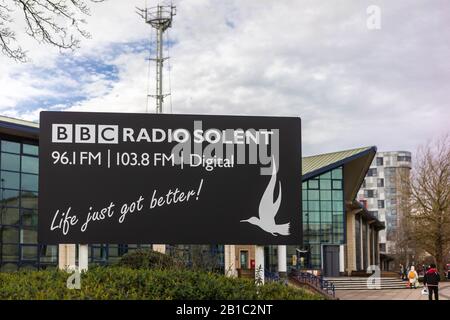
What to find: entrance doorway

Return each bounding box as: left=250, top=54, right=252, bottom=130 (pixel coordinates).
left=323, top=245, right=340, bottom=277
left=296, top=248, right=310, bottom=269
left=240, top=250, right=249, bottom=269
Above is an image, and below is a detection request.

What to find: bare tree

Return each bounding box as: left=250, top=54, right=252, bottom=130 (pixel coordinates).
left=405, top=135, right=450, bottom=274
left=395, top=167, right=421, bottom=266
left=0, top=0, right=104, bottom=62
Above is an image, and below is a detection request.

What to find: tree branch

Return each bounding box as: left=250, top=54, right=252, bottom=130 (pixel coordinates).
left=0, top=0, right=104, bottom=62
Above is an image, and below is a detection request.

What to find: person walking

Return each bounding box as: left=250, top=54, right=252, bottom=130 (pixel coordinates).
left=423, top=263, right=440, bottom=300
left=400, top=264, right=405, bottom=280
left=407, top=265, right=419, bottom=289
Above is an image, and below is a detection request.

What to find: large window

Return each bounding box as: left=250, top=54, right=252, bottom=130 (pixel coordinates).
left=0, top=137, right=58, bottom=271
left=300, top=167, right=345, bottom=269
left=397, top=155, right=411, bottom=162
left=376, top=157, right=384, bottom=166
left=364, top=189, right=377, bottom=198
left=239, top=250, right=249, bottom=269
left=368, top=210, right=379, bottom=219
left=367, top=168, right=378, bottom=177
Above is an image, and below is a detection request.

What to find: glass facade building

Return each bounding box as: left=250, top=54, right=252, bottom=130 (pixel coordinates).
left=0, top=137, right=58, bottom=271
left=300, top=167, right=345, bottom=268
left=265, top=167, right=345, bottom=271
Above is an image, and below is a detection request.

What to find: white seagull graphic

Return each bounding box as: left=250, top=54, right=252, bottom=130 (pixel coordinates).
left=240, top=158, right=290, bottom=236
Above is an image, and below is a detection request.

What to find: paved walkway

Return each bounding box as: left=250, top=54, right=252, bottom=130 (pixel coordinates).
left=336, top=283, right=450, bottom=300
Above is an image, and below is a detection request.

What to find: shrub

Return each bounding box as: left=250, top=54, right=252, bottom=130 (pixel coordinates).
left=117, top=249, right=182, bottom=269
left=0, top=267, right=323, bottom=300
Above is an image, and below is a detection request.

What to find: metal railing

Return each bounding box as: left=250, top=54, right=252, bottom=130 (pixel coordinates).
left=290, top=270, right=335, bottom=297
left=264, top=269, right=281, bottom=283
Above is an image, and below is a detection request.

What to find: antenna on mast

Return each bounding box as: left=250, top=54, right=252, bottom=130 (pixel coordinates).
left=137, top=2, right=176, bottom=114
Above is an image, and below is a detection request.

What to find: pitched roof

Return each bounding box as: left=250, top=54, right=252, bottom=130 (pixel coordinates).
left=303, top=146, right=373, bottom=177
left=302, top=146, right=377, bottom=202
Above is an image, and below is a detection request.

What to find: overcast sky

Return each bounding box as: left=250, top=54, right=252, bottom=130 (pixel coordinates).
left=0, top=0, right=449, bottom=156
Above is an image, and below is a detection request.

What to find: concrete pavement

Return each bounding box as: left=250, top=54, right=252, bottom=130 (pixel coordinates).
left=336, top=282, right=450, bottom=300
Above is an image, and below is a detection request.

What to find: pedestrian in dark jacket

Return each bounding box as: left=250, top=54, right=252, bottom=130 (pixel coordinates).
left=423, top=263, right=440, bottom=300
left=399, top=264, right=405, bottom=280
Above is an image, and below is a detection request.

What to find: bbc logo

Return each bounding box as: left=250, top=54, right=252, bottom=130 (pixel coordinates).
left=52, top=124, right=119, bottom=144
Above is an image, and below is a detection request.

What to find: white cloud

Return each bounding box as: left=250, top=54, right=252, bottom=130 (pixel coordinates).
left=0, top=0, right=449, bottom=156
left=67, top=51, right=149, bottom=113
left=0, top=64, right=55, bottom=109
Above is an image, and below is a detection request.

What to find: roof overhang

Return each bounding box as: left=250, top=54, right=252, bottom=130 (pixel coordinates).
left=346, top=200, right=385, bottom=230
left=0, top=116, right=39, bottom=141
left=302, top=146, right=377, bottom=202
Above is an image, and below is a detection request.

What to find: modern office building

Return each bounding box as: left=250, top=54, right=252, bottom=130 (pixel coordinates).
left=0, top=116, right=46, bottom=271
left=0, top=116, right=160, bottom=271
left=0, top=115, right=384, bottom=276
left=357, top=151, right=412, bottom=270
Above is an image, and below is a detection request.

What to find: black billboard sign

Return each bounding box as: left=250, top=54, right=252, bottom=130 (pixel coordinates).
left=38, top=111, right=301, bottom=244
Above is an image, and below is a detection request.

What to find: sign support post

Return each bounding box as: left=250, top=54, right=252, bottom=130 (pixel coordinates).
left=79, top=244, right=88, bottom=272
left=153, top=244, right=166, bottom=254
left=58, top=244, right=76, bottom=270
left=255, top=245, right=265, bottom=284
left=224, top=245, right=237, bottom=277
left=277, top=245, right=287, bottom=279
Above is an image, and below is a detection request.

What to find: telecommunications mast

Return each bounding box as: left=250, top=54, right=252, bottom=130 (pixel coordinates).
left=137, top=2, right=176, bottom=113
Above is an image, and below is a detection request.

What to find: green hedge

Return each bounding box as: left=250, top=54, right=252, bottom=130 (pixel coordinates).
left=0, top=267, right=323, bottom=300
left=117, top=249, right=183, bottom=269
